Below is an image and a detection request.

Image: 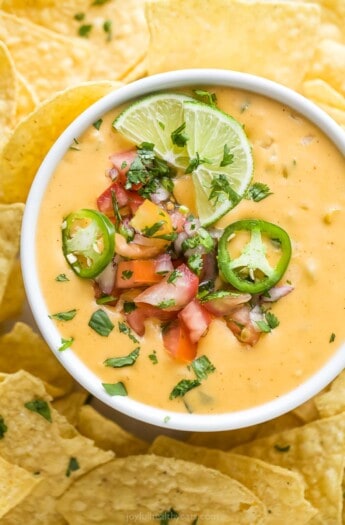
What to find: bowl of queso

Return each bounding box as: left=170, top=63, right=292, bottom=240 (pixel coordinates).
left=21, top=69, right=345, bottom=432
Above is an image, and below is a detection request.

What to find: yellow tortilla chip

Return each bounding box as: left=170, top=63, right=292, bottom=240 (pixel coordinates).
left=0, top=80, right=121, bottom=204
left=122, top=57, right=148, bottom=84
left=0, top=41, right=16, bottom=148
left=0, top=203, right=24, bottom=304
left=302, top=79, right=345, bottom=110
left=317, top=103, right=345, bottom=128
left=0, top=456, right=40, bottom=519
left=15, top=71, right=38, bottom=123
left=0, top=12, right=91, bottom=101
left=52, top=390, right=88, bottom=426
left=0, top=259, right=25, bottom=323
left=233, top=412, right=345, bottom=523
left=1, top=0, right=149, bottom=82
left=76, top=404, right=148, bottom=457
left=306, top=39, right=345, bottom=96
left=58, top=454, right=267, bottom=524
left=150, top=436, right=317, bottom=524
left=292, top=398, right=319, bottom=423
left=0, top=371, right=113, bottom=525
left=314, top=370, right=345, bottom=418
left=188, top=411, right=302, bottom=450
left=146, top=0, right=321, bottom=89
left=0, top=322, right=74, bottom=397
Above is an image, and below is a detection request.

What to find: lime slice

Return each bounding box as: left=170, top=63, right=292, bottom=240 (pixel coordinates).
left=113, top=93, right=194, bottom=168
left=184, top=101, right=253, bottom=226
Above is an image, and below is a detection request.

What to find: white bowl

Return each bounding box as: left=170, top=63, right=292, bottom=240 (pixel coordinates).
left=21, top=69, right=345, bottom=432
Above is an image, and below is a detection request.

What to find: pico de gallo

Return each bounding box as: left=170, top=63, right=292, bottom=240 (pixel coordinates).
left=61, top=142, right=293, bottom=364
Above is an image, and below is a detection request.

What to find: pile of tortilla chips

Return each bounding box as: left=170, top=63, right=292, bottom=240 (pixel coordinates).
left=0, top=0, right=345, bottom=522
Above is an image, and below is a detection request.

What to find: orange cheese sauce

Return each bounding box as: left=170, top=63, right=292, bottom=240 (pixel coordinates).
left=36, top=87, right=345, bottom=414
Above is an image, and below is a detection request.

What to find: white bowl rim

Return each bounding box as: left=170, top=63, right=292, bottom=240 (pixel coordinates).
left=21, top=69, right=345, bottom=432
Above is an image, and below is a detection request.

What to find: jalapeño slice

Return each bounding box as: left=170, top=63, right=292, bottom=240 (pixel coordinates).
left=218, top=219, right=291, bottom=294
left=62, top=209, right=115, bottom=278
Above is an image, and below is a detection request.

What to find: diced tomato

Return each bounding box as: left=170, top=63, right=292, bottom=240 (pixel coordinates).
left=109, top=149, right=137, bottom=184
left=125, top=303, right=175, bottom=336
left=134, top=264, right=199, bottom=311
left=162, top=319, right=197, bottom=362
left=226, top=305, right=261, bottom=346
left=126, top=191, right=145, bottom=214
left=178, top=299, right=212, bottom=343
left=97, top=182, right=128, bottom=215
left=116, top=259, right=164, bottom=288
left=115, top=233, right=167, bottom=259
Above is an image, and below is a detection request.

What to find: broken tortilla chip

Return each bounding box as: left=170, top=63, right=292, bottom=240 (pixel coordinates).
left=0, top=259, right=25, bottom=323
left=0, top=203, right=24, bottom=304
left=0, top=456, right=40, bottom=519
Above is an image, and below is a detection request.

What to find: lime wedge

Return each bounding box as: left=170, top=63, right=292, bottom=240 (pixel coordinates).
left=184, top=101, right=253, bottom=226
left=113, top=93, right=194, bottom=168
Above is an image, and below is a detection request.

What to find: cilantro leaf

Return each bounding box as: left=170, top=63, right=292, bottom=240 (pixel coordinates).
left=157, top=299, right=176, bottom=309
left=78, top=24, right=92, bottom=37
left=55, top=273, right=69, bottom=282
left=187, top=253, right=203, bottom=276
left=121, top=270, right=133, bottom=280
left=191, top=355, right=216, bottom=381
left=220, top=144, right=234, bottom=167
left=142, top=221, right=166, bottom=237
left=171, top=122, right=188, bottom=147
left=148, top=351, right=158, bottom=364
left=103, top=20, right=112, bottom=41
left=58, top=337, right=74, bottom=352
left=169, top=379, right=201, bottom=399
left=66, top=457, right=80, bottom=477
left=329, top=333, right=336, bottom=343
left=123, top=301, right=137, bottom=314
left=155, top=508, right=179, bottom=524
left=193, top=89, right=217, bottom=107
left=103, top=347, right=140, bottom=368
left=167, top=270, right=182, bottom=284
left=24, top=399, right=52, bottom=422
left=209, top=174, right=239, bottom=206
left=102, top=381, right=128, bottom=396
left=49, top=309, right=77, bottom=321
left=0, top=416, right=7, bottom=439
left=246, top=182, right=272, bottom=202
left=118, top=321, right=139, bottom=343
left=92, top=118, right=103, bottom=130
left=88, top=309, right=114, bottom=336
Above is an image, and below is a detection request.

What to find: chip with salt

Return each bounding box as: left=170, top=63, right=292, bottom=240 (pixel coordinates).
left=0, top=80, right=121, bottom=204
left=76, top=404, right=148, bottom=457
left=0, top=41, right=16, bottom=148
left=314, top=370, right=345, bottom=418
left=150, top=435, right=317, bottom=524
left=0, top=259, right=25, bottom=323
left=146, top=0, right=321, bottom=89
left=57, top=454, right=267, bottom=524
left=0, top=371, right=113, bottom=525
left=0, top=322, right=74, bottom=398
left=302, top=79, right=345, bottom=110
left=0, top=203, right=24, bottom=304
left=52, top=390, right=88, bottom=426
left=14, top=71, right=38, bottom=124
left=306, top=39, right=345, bottom=96
left=1, top=0, right=149, bottom=82
left=233, top=412, right=345, bottom=524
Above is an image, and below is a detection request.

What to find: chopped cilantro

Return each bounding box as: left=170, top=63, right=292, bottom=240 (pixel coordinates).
left=155, top=508, right=179, bottom=524
left=148, top=351, right=158, bottom=364
left=74, top=12, right=85, bottom=21
left=169, top=379, right=201, bottom=399
left=58, top=337, right=74, bottom=352
left=118, top=321, right=139, bottom=343
left=209, top=174, right=239, bottom=206
left=49, top=309, right=77, bottom=321
left=266, top=311, right=280, bottom=329
left=0, top=416, right=7, bottom=439
left=121, top=270, right=134, bottom=280
left=193, top=89, right=217, bottom=107
left=142, top=220, right=166, bottom=237
left=182, top=228, right=213, bottom=253
left=191, top=519, right=199, bottom=525
left=220, top=144, right=234, bottom=167
left=24, top=399, right=52, bottom=422
left=329, top=333, right=336, bottom=343
left=88, top=309, right=114, bottom=336
left=103, top=19, right=112, bottom=41
left=187, top=253, right=203, bottom=276
left=55, top=273, right=69, bottom=282
left=240, top=100, right=250, bottom=113
left=246, top=182, right=272, bottom=202
left=78, top=24, right=93, bottom=37
left=102, top=381, right=128, bottom=396
left=185, top=152, right=210, bottom=174
left=167, top=269, right=182, bottom=285
left=96, top=295, right=118, bottom=305
left=66, top=457, right=80, bottom=477
left=103, top=347, right=140, bottom=368
left=92, top=0, right=110, bottom=4
left=163, top=415, right=170, bottom=423
left=274, top=444, right=290, bottom=452
left=191, top=355, right=216, bottom=381
left=123, top=301, right=137, bottom=314
left=158, top=299, right=176, bottom=309
left=171, top=122, right=188, bottom=147
left=92, top=118, right=103, bottom=130
left=158, top=121, right=165, bottom=130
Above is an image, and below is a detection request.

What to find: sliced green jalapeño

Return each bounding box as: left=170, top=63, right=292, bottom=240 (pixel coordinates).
left=62, top=209, right=115, bottom=278
left=218, top=219, right=291, bottom=294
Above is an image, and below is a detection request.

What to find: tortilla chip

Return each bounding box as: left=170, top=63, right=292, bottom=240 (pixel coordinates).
left=15, top=71, right=38, bottom=123
left=0, top=80, right=122, bottom=204
left=146, top=0, right=321, bottom=89
left=306, top=39, right=345, bottom=96
left=0, top=259, right=25, bottom=323
left=150, top=436, right=317, bottom=524
left=0, top=456, right=40, bottom=519
left=0, top=203, right=24, bottom=304
left=0, top=12, right=91, bottom=101
left=233, top=412, right=345, bottom=523
left=1, top=0, right=149, bottom=82
left=188, top=411, right=302, bottom=450
left=314, top=370, right=345, bottom=418
left=122, top=57, right=147, bottom=84
left=302, top=79, right=345, bottom=110
left=76, top=404, right=149, bottom=457
left=0, top=371, right=113, bottom=525
left=0, top=41, right=16, bottom=148
left=0, top=322, right=74, bottom=397
left=52, top=390, right=88, bottom=426
left=58, top=454, right=267, bottom=525
left=317, top=102, right=345, bottom=128
left=292, top=398, right=319, bottom=423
